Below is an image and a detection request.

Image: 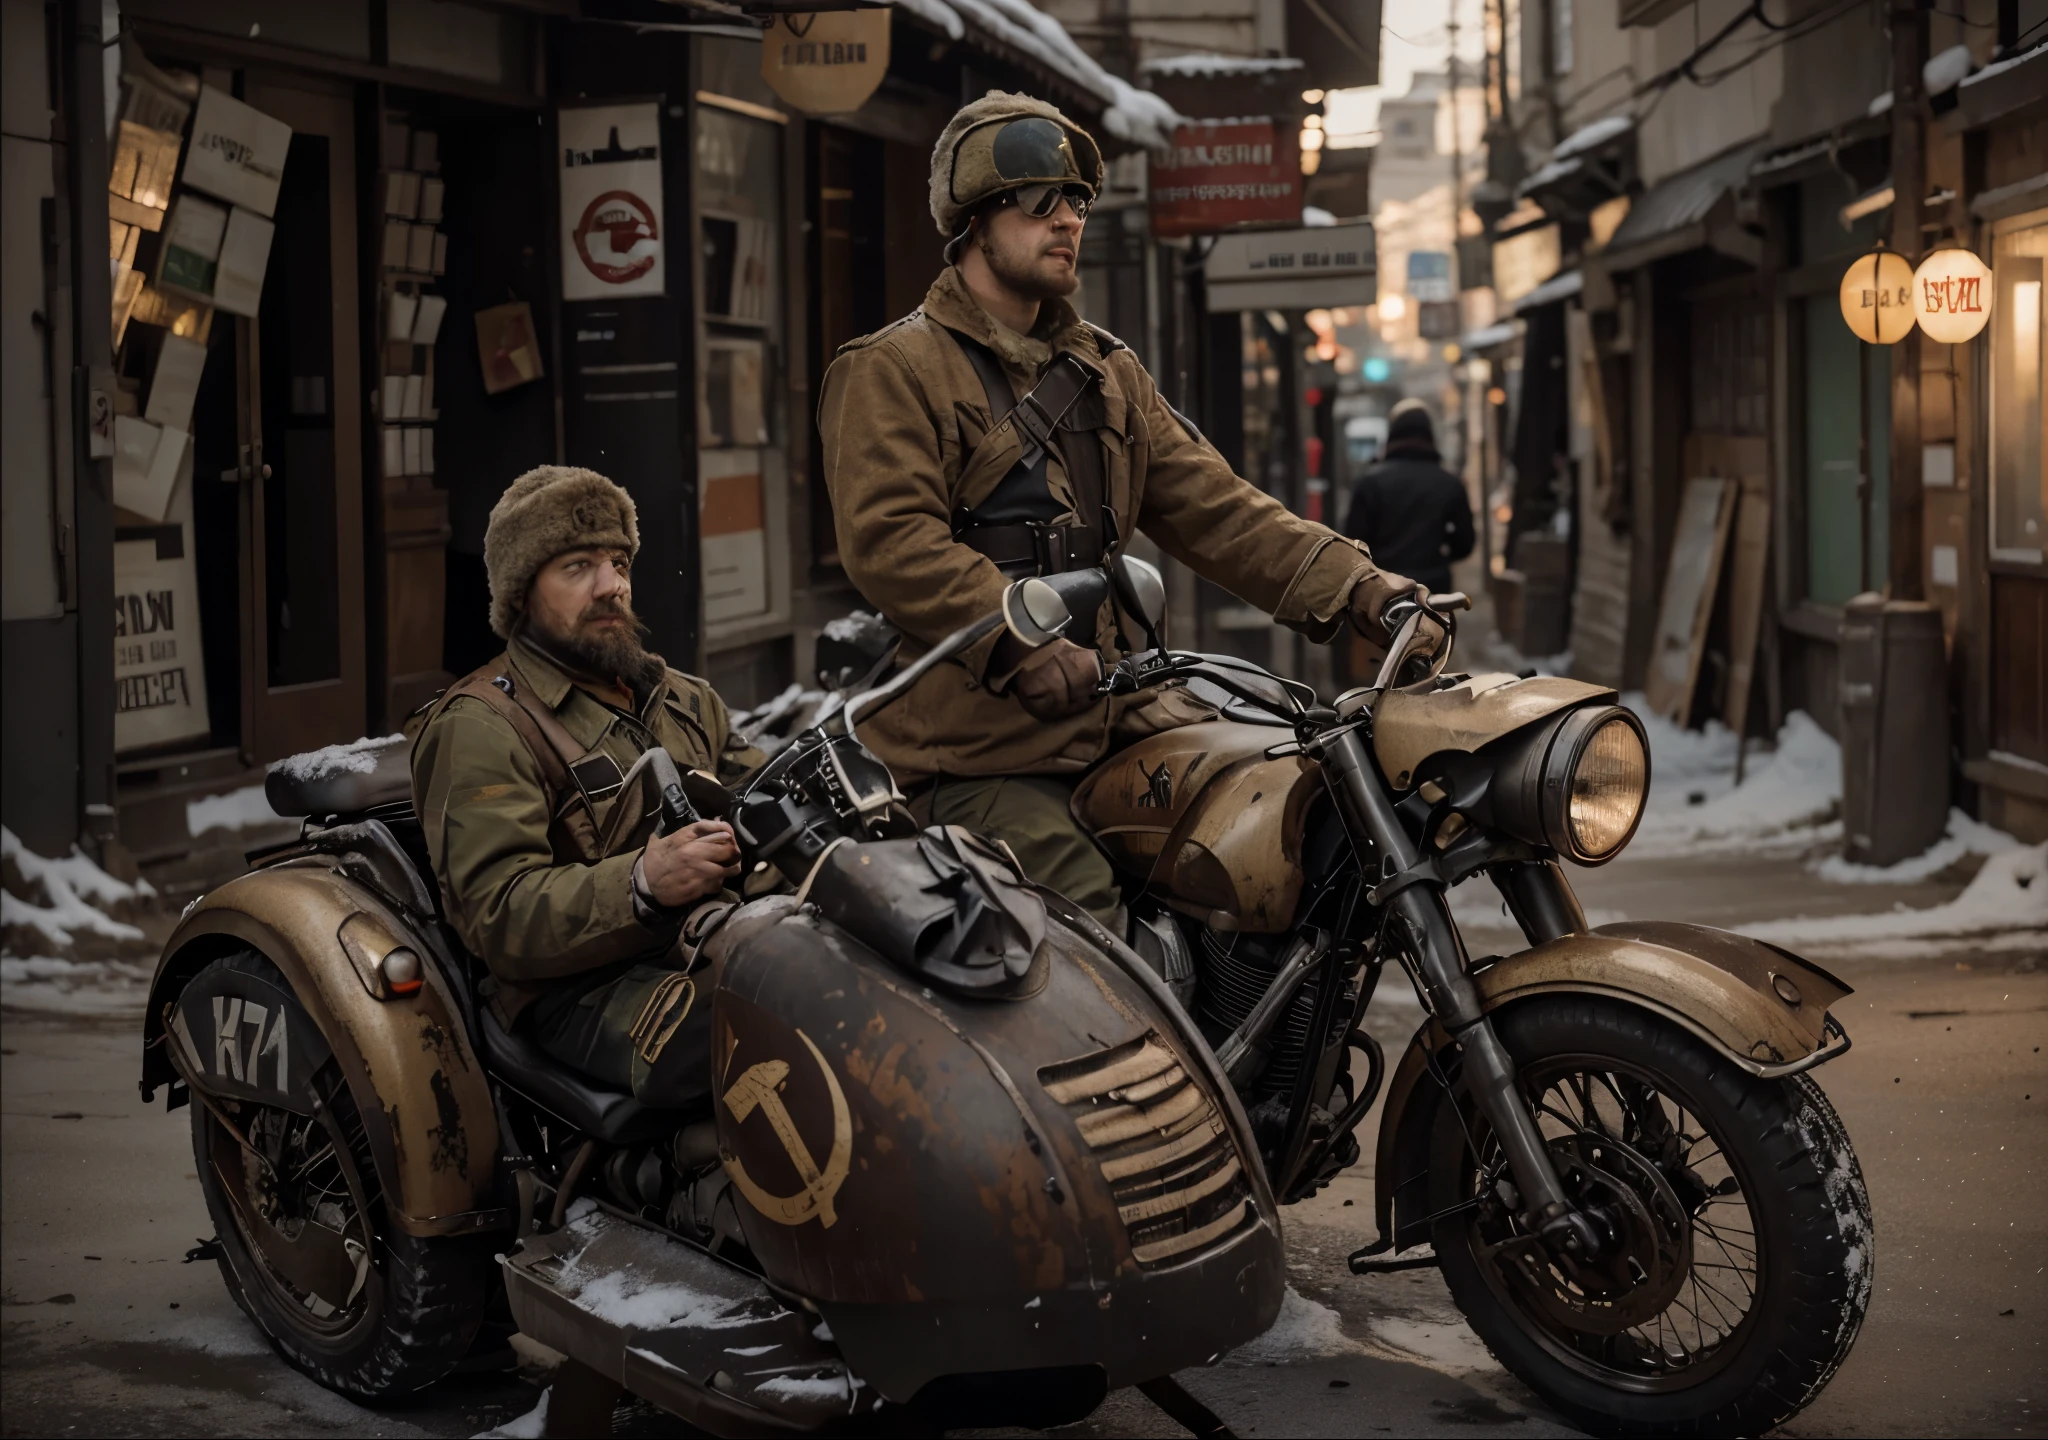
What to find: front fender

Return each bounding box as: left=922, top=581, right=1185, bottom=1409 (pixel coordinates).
left=1374, top=920, right=1852, bottom=1250
left=143, top=860, right=506, bottom=1237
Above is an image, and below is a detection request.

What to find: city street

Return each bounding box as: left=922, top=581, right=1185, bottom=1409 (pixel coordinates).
left=5, top=843, right=2041, bottom=1439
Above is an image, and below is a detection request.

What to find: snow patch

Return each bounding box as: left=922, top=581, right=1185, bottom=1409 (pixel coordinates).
left=1140, top=52, right=1304, bottom=77
left=1302, top=205, right=1336, bottom=226
left=754, top=1372, right=858, bottom=1403
left=732, top=684, right=831, bottom=761
left=2, top=827, right=153, bottom=905
left=1368, top=1315, right=1495, bottom=1373
left=1959, top=38, right=2045, bottom=89
left=1743, top=843, right=2048, bottom=950
left=1552, top=111, right=1634, bottom=161
left=268, top=734, right=403, bottom=783
left=567, top=1270, right=760, bottom=1332
left=475, top=1390, right=549, bottom=1439
left=1924, top=42, right=1973, bottom=92
left=1227, top=1286, right=1362, bottom=1363
left=187, top=783, right=282, bottom=835
left=1810, top=808, right=2019, bottom=884
left=1631, top=706, right=1841, bottom=857
left=0, top=955, right=152, bottom=1015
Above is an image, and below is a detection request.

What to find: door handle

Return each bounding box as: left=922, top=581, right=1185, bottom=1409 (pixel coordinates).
left=221, top=442, right=272, bottom=483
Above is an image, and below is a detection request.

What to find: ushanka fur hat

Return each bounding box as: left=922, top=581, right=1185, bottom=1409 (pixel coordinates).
left=483, top=465, right=639, bottom=639
left=930, top=91, right=1101, bottom=251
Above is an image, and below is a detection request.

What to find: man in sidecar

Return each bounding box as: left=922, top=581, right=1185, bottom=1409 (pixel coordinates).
left=817, top=93, right=1421, bottom=924
left=411, top=465, right=763, bottom=1108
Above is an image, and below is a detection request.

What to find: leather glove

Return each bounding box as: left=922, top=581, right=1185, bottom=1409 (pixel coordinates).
left=1345, top=568, right=1424, bottom=636
left=1010, top=638, right=1104, bottom=721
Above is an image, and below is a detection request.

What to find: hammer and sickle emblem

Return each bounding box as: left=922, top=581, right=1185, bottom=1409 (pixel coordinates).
left=720, top=1028, right=853, bottom=1228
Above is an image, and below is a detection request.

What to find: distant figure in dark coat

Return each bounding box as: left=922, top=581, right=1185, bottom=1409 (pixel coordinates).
left=1341, top=401, right=1475, bottom=596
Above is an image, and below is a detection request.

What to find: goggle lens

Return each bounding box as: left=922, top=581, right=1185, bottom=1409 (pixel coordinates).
left=1012, top=182, right=1094, bottom=220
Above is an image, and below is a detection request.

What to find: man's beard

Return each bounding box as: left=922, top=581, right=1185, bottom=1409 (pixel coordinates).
left=979, top=229, right=1079, bottom=302
left=527, top=599, right=665, bottom=693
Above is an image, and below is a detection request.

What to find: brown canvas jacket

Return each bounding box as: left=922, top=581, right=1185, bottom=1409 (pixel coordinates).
left=817, top=265, right=1386, bottom=784
left=410, top=639, right=763, bottom=1022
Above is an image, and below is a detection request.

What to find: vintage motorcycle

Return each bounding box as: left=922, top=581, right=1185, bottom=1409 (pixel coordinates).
left=137, top=557, right=1870, bottom=1437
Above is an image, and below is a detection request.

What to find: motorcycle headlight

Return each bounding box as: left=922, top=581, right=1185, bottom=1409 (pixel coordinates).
left=1487, top=704, right=1651, bottom=865
left=1563, top=713, right=1648, bottom=861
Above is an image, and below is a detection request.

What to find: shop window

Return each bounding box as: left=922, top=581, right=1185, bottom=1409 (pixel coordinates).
left=1990, top=213, right=2047, bottom=566
left=1800, top=292, right=1889, bottom=605
left=694, top=49, right=787, bottom=637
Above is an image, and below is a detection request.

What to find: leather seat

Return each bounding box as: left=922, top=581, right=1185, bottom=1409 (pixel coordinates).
left=266, top=737, right=417, bottom=818
left=479, top=1004, right=690, bottom=1147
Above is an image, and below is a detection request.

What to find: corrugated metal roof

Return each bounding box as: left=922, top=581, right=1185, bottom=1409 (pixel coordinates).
left=1603, top=142, right=1766, bottom=257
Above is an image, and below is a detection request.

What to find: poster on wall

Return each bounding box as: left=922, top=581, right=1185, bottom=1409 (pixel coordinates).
left=114, top=450, right=210, bottom=753
left=700, top=448, right=768, bottom=624
left=560, top=103, right=665, bottom=301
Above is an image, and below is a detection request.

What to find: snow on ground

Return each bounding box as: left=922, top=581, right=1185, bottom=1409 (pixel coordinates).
left=2, top=826, right=162, bottom=1014
left=187, top=783, right=279, bottom=836
left=1743, top=843, right=2048, bottom=955
left=1630, top=702, right=1842, bottom=857
left=1812, top=808, right=2022, bottom=884
left=1225, top=1286, right=1362, bottom=1364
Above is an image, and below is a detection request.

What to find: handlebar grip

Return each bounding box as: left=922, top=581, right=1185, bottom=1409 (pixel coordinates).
left=1430, top=591, right=1472, bottom=614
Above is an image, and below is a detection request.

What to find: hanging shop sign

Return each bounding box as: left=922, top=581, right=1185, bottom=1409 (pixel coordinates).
left=183, top=85, right=291, bottom=218
left=560, top=103, right=665, bottom=301
left=761, top=10, right=888, bottom=115
left=1912, top=246, right=1995, bottom=343
left=1204, top=222, right=1376, bottom=311
left=1150, top=119, right=1302, bottom=239
left=1839, top=247, right=1915, bottom=344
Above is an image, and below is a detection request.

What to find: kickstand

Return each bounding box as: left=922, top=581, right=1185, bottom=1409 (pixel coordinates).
left=544, top=1358, right=622, bottom=1438
left=1138, top=1376, right=1237, bottom=1439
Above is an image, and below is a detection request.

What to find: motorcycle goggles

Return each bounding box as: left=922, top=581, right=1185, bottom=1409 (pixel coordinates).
left=948, top=115, right=1102, bottom=211
left=999, top=181, right=1095, bottom=222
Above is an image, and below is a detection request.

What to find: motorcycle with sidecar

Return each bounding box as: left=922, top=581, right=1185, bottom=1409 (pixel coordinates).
left=139, top=558, right=1870, bottom=1437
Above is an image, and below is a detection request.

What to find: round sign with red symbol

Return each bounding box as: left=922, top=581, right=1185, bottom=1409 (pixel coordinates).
left=573, top=189, right=660, bottom=286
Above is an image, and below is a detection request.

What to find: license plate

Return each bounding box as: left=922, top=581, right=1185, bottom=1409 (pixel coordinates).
left=172, top=969, right=334, bottom=1112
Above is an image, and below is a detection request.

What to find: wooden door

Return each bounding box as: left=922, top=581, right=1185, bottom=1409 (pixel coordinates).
left=233, top=79, right=366, bottom=762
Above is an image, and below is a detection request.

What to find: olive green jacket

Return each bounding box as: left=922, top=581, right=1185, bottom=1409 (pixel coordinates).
left=818, top=266, right=1388, bottom=785
left=410, top=640, right=762, bottom=1020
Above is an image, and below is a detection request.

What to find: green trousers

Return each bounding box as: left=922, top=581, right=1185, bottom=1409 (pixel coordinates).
left=926, top=774, right=1122, bottom=926
left=527, top=960, right=713, bottom=1110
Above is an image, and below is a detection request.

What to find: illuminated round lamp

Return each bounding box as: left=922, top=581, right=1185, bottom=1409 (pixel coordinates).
left=1838, top=247, right=1916, bottom=344
left=1912, top=246, right=1995, bottom=344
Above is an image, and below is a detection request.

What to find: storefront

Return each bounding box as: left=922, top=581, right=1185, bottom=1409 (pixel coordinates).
left=0, top=0, right=1163, bottom=881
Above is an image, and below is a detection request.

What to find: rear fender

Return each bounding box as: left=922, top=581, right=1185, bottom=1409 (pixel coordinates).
left=143, top=859, right=506, bottom=1237
left=1374, top=920, right=1852, bottom=1249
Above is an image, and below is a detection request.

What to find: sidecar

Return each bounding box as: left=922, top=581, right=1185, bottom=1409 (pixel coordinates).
left=139, top=737, right=1284, bottom=1432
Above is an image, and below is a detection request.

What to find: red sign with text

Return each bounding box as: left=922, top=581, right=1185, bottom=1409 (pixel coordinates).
left=1148, top=119, right=1302, bottom=239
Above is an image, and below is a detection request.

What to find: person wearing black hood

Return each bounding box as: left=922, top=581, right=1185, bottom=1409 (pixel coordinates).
left=1341, top=399, right=1474, bottom=596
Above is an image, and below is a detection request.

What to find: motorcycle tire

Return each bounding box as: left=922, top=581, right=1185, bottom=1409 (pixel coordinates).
left=188, top=949, right=497, bottom=1399
left=1427, top=996, right=1872, bottom=1438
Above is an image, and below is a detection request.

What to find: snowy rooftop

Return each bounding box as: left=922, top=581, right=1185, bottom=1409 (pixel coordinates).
left=892, top=0, right=1182, bottom=149
left=1551, top=111, right=1634, bottom=162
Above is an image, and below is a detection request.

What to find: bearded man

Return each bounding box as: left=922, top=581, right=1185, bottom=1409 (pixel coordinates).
left=817, top=93, right=1420, bottom=925
left=411, top=466, right=762, bottom=1107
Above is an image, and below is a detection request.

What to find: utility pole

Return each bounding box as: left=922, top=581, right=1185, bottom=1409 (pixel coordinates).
left=1888, top=0, right=1927, bottom=599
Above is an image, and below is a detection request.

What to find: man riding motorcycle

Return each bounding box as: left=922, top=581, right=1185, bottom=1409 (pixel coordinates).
left=817, top=92, right=1420, bottom=925
left=410, top=465, right=762, bottom=1107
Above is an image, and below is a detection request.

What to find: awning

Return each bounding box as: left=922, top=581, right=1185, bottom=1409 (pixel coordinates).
left=1596, top=141, right=1766, bottom=272
left=1460, top=320, right=1520, bottom=352
left=1513, top=268, right=1583, bottom=314
left=1517, top=112, right=1635, bottom=211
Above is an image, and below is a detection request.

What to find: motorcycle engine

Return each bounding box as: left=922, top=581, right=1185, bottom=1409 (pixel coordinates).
left=1190, top=925, right=1330, bottom=1102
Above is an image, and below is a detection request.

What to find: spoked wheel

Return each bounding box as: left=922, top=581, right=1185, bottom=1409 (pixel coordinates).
left=1429, top=998, right=1872, bottom=1437
left=189, top=950, right=494, bottom=1398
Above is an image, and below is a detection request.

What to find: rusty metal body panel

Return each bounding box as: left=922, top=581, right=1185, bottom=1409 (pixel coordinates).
left=1371, top=673, right=1615, bottom=789
left=705, top=901, right=1286, bottom=1401
left=1072, top=721, right=1322, bottom=932
left=143, top=860, right=503, bottom=1237
left=1372, top=921, right=1853, bottom=1248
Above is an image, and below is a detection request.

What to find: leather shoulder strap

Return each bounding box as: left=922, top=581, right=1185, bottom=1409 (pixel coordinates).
left=441, top=672, right=578, bottom=803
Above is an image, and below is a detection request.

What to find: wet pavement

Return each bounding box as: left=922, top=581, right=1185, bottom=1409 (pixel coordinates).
left=4, top=847, right=2043, bottom=1438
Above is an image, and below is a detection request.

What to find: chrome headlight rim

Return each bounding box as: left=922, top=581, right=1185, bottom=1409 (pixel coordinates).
left=1540, top=705, right=1651, bottom=866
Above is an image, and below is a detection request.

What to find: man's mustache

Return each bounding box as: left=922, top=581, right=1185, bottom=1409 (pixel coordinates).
left=579, top=597, right=639, bottom=626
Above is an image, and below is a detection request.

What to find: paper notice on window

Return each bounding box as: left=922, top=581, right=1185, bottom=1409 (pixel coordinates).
left=559, top=102, right=664, bottom=301
left=157, top=195, right=228, bottom=298
left=211, top=207, right=275, bottom=318
left=184, top=85, right=292, bottom=217
left=700, top=448, right=769, bottom=624
left=114, top=448, right=211, bottom=754
left=112, top=415, right=186, bottom=522
left=410, top=293, right=448, bottom=346
left=143, top=332, right=207, bottom=433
